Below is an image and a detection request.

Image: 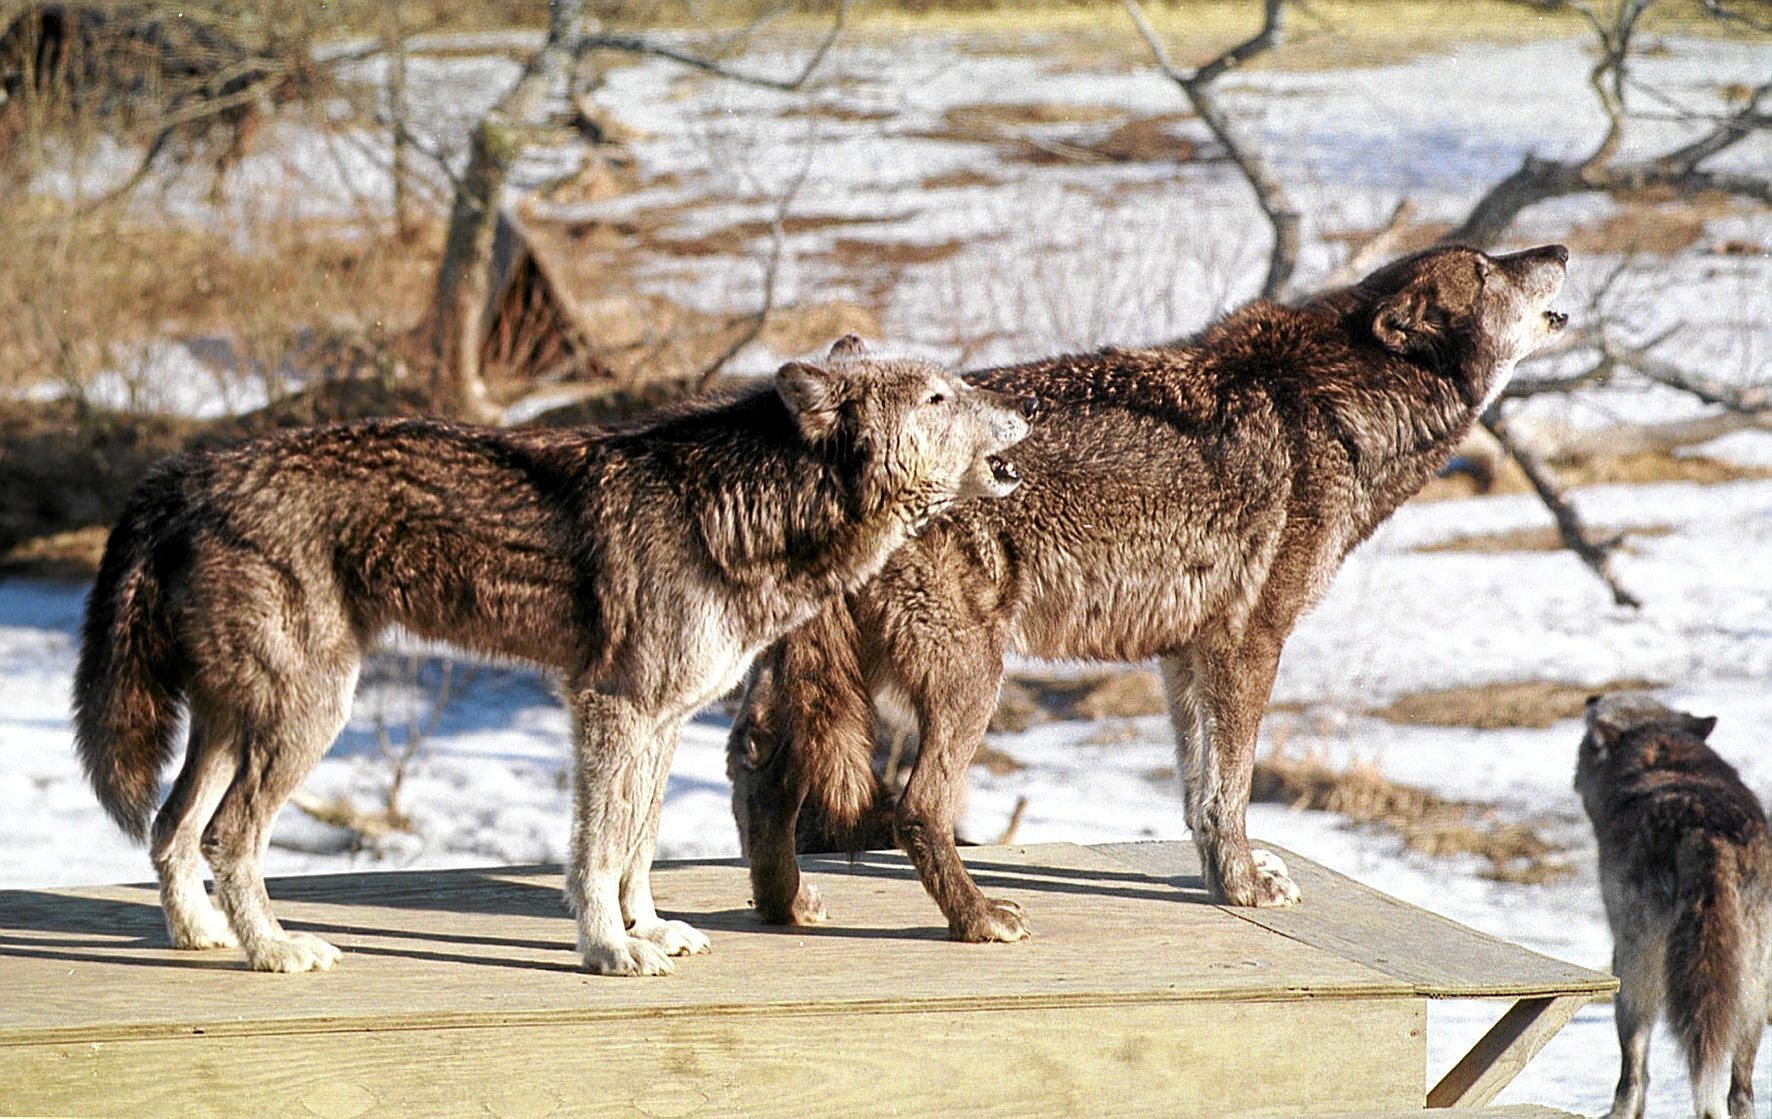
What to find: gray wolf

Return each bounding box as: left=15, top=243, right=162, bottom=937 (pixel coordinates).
left=728, top=244, right=1570, bottom=940
left=74, top=338, right=1032, bottom=974
left=1577, top=694, right=1771, bottom=1119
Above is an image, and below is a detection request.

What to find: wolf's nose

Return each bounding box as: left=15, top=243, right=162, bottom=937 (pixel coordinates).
left=1018, top=396, right=1040, bottom=422
left=1544, top=244, right=1569, bottom=265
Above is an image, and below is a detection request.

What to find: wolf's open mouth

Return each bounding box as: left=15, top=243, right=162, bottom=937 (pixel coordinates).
left=1545, top=309, right=1568, bottom=331
left=987, top=454, right=1021, bottom=486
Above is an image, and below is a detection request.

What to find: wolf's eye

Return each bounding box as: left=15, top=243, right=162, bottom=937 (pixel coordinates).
left=925, top=392, right=946, bottom=406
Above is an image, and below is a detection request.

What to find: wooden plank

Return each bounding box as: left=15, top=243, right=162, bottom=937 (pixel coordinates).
left=1426, top=994, right=1590, bottom=1108
left=0, top=843, right=1411, bottom=1046
left=1092, top=841, right=1615, bottom=999
left=0, top=996, right=1424, bottom=1118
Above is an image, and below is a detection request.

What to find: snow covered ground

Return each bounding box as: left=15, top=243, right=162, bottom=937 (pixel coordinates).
left=5, top=22, right=1770, bottom=1118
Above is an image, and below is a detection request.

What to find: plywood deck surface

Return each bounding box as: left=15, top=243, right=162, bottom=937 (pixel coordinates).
left=0, top=841, right=1613, bottom=1117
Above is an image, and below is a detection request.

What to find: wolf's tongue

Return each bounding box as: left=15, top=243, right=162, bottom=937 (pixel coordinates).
left=988, top=454, right=1020, bottom=484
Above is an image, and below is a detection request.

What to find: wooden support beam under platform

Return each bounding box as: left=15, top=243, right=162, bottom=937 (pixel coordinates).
left=0, top=841, right=1612, bottom=1117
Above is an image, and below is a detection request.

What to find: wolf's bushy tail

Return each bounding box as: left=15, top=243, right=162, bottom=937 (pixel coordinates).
left=72, top=484, right=187, bottom=842
left=783, top=601, right=880, bottom=841
left=1666, top=831, right=1748, bottom=1112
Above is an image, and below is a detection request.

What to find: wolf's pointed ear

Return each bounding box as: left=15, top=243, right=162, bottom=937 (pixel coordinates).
left=827, top=334, right=867, bottom=361
left=1681, top=714, right=1718, bottom=741
left=1585, top=696, right=1626, bottom=748
left=777, top=360, right=845, bottom=443
left=1373, top=289, right=1430, bottom=354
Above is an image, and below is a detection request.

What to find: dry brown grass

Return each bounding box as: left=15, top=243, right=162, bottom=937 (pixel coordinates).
left=1369, top=677, right=1659, bottom=731
left=1250, top=749, right=1575, bottom=885
left=1413, top=450, right=1772, bottom=503
left=1416, top=523, right=1673, bottom=555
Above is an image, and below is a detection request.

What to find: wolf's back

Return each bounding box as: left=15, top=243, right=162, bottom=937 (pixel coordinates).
left=73, top=468, right=190, bottom=842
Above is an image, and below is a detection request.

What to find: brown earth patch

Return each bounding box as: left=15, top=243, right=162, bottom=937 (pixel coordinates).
left=641, top=211, right=913, bottom=258
left=1007, top=114, right=1198, bottom=166
left=1416, top=523, right=1674, bottom=555
left=1369, top=677, right=1660, bottom=731
left=822, top=236, right=969, bottom=271
left=920, top=168, right=1006, bottom=191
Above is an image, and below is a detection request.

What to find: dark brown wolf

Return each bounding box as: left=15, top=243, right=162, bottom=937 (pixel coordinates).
left=74, top=339, right=1032, bottom=974
left=728, top=244, right=1570, bottom=940
left=1577, top=694, right=1771, bottom=1119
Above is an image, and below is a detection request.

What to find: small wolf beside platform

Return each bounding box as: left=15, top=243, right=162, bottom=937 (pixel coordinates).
left=1577, top=695, right=1771, bottom=1119
left=72, top=338, right=1031, bottom=975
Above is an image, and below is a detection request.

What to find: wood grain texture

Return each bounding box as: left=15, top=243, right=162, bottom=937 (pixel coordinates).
left=1, top=998, right=1424, bottom=1117
left=1091, top=841, right=1615, bottom=998
left=0, top=842, right=1606, bottom=1116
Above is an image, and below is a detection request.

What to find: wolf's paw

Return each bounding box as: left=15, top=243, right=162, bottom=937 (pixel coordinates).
left=1246, top=849, right=1302, bottom=908
left=949, top=897, right=1030, bottom=943
left=632, top=918, right=711, bottom=957
left=168, top=907, right=238, bottom=950
left=787, top=883, right=828, bottom=925
left=582, top=935, right=677, bottom=977
left=249, top=931, right=341, bottom=973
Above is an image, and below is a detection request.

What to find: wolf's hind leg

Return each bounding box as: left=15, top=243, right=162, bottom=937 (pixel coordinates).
left=1727, top=1022, right=1759, bottom=1119
left=202, top=664, right=355, bottom=974
left=1606, top=933, right=1661, bottom=1119
left=897, top=636, right=1026, bottom=944
left=151, top=719, right=239, bottom=949
left=620, top=718, right=710, bottom=959
left=568, top=692, right=676, bottom=976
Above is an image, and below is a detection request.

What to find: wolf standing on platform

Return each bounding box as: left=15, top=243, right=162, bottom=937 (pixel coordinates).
left=1577, top=694, right=1771, bottom=1119
left=72, top=338, right=1032, bottom=975
left=729, top=244, right=1571, bottom=941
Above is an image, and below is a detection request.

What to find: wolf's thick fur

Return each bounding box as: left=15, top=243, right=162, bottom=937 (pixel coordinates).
left=728, top=245, right=1570, bottom=940
left=74, top=339, right=1031, bottom=975
left=1577, top=694, right=1772, bottom=1119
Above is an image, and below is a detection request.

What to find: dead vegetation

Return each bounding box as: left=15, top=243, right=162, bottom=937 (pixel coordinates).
left=1369, top=678, right=1660, bottom=731
left=1416, top=523, right=1674, bottom=555
left=1247, top=749, right=1575, bottom=885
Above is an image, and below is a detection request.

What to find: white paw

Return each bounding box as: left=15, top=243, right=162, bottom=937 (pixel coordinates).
left=632, top=918, right=711, bottom=957
left=582, top=934, right=677, bottom=976
left=1251, top=848, right=1302, bottom=907
left=168, top=907, right=239, bottom=950
left=249, top=931, right=341, bottom=973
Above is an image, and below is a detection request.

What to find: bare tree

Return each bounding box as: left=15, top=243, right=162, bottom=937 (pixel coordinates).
left=1125, top=0, right=1770, bottom=606
left=1124, top=0, right=1299, bottom=300
left=421, top=0, right=852, bottom=420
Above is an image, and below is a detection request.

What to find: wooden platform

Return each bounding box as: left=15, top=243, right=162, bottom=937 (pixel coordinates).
left=0, top=841, right=1612, bottom=1117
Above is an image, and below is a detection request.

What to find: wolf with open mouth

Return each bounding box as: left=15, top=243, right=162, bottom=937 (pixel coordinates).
left=730, top=244, right=1570, bottom=941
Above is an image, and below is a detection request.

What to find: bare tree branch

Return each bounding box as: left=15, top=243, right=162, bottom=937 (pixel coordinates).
left=1124, top=0, right=1299, bottom=299
left=1482, top=410, right=1643, bottom=609
left=577, top=0, right=852, bottom=93
left=694, top=123, right=819, bottom=391
left=1450, top=7, right=1770, bottom=246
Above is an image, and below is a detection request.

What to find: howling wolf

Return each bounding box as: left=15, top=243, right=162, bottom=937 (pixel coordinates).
left=728, top=244, right=1571, bottom=940
left=74, top=338, right=1032, bottom=975
left=1577, top=694, right=1771, bottom=1119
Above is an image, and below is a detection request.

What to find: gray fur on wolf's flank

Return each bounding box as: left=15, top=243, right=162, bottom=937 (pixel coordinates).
left=729, top=243, right=1573, bottom=943
left=73, top=342, right=1031, bottom=975
left=1578, top=694, right=1770, bottom=1119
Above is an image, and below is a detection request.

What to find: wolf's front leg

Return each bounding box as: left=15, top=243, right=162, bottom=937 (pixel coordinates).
left=567, top=693, right=677, bottom=976
left=1190, top=635, right=1301, bottom=909
left=620, top=718, right=710, bottom=959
